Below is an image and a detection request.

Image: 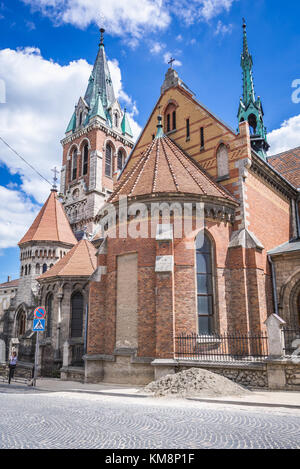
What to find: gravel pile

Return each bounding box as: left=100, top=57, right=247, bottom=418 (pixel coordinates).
left=143, top=368, right=249, bottom=398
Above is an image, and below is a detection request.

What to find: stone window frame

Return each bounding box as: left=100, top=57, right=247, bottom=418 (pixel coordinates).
left=216, top=142, right=230, bottom=182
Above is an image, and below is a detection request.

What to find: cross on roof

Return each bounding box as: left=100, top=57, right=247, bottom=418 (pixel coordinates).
left=168, top=57, right=176, bottom=68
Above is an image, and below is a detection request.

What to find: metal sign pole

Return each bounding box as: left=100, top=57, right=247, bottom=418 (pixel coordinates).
left=33, top=331, right=39, bottom=387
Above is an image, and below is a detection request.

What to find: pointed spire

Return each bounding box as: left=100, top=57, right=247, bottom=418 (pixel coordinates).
left=89, top=90, right=106, bottom=121
left=121, top=108, right=133, bottom=138
left=241, top=18, right=255, bottom=104
left=237, top=19, right=269, bottom=160
left=84, top=29, right=115, bottom=111
left=155, top=111, right=164, bottom=139
left=66, top=110, right=76, bottom=133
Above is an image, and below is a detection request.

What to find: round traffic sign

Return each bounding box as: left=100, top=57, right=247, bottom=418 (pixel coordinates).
left=34, top=306, right=46, bottom=319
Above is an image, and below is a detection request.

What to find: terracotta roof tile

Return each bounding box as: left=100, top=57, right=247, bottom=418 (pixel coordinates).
left=18, top=190, right=77, bottom=246
left=0, top=278, right=19, bottom=289
left=268, top=146, right=300, bottom=188
left=109, top=135, right=237, bottom=204
left=37, top=239, right=97, bottom=280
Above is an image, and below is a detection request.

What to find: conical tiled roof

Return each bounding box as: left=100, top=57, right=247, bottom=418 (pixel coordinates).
left=38, top=239, right=97, bottom=280
left=18, top=190, right=77, bottom=246
left=109, top=135, right=238, bottom=205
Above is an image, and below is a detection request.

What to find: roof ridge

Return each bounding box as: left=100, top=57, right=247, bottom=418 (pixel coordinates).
left=164, top=137, right=207, bottom=194
left=160, top=138, right=179, bottom=192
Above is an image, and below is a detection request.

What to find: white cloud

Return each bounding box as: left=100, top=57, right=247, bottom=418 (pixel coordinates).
left=163, top=52, right=182, bottom=67
left=214, top=20, right=233, bottom=36
left=21, top=0, right=238, bottom=43
left=0, top=186, right=40, bottom=248
left=150, top=42, right=166, bottom=55
left=268, top=114, right=300, bottom=155
left=22, top=0, right=171, bottom=39
left=168, top=0, right=236, bottom=25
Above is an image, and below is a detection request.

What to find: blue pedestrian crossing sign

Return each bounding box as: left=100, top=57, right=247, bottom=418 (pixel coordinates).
left=33, top=318, right=45, bottom=331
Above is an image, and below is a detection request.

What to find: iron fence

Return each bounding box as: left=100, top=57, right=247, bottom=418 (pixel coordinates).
left=71, top=343, right=84, bottom=367
left=282, top=328, right=300, bottom=355
left=175, top=332, right=269, bottom=362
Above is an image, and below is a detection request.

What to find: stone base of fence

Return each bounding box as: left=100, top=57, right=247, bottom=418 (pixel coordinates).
left=151, top=358, right=300, bottom=391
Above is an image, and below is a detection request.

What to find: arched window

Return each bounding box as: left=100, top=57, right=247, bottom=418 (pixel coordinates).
left=17, top=310, right=26, bottom=337
left=25, top=265, right=28, bottom=276
left=46, top=293, right=53, bottom=338
left=217, top=144, right=229, bottom=180
left=248, top=113, right=257, bottom=135
left=114, top=112, right=119, bottom=128
left=71, top=291, right=84, bottom=338
left=35, top=264, right=40, bottom=275
left=117, top=149, right=124, bottom=171
left=196, top=232, right=214, bottom=335
left=105, top=144, right=112, bottom=177
left=164, top=102, right=177, bottom=133
left=82, top=144, right=89, bottom=176
left=42, top=263, right=47, bottom=274
left=72, top=149, right=77, bottom=180
left=79, top=111, right=83, bottom=126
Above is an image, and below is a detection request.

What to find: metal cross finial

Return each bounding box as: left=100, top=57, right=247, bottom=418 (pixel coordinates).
left=168, top=57, right=175, bottom=69
left=51, top=166, right=59, bottom=190
left=100, top=27, right=105, bottom=46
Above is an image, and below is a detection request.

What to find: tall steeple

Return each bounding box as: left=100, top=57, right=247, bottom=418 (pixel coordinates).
left=84, top=28, right=116, bottom=113
left=237, top=19, right=269, bottom=160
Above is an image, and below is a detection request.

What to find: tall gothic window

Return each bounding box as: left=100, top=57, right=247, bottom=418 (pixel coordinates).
left=72, top=149, right=77, bottom=180
left=16, top=310, right=26, bottom=337
left=71, top=291, right=84, bottom=338
left=42, top=263, right=47, bottom=274
left=196, top=232, right=214, bottom=335
left=82, top=144, right=89, bottom=176
left=105, top=144, right=112, bottom=177
left=46, top=293, right=53, bottom=338
left=217, top=144, right=229, bottom=180
left=117, top=149, right=124, bottom=171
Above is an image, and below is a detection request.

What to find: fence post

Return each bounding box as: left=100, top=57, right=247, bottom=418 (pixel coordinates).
left=264, top=314, right=286, bottom=358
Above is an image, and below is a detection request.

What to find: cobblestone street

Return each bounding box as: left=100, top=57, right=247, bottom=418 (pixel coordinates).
left=1, top=385, right=300, bottom=449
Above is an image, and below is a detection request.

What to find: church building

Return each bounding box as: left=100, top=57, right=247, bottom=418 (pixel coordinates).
left=0, top=22, right=300, bottom=385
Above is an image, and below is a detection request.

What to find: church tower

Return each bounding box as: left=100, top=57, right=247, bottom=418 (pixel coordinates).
left=237, top=19, right=269, bottom=160
left=59, top=28, right=134, bottom=238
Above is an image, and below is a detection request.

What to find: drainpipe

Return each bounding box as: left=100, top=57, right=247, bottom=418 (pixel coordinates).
left=268, top=255, right=278, bottom=316
left=84, top=303, right=88, bottom=356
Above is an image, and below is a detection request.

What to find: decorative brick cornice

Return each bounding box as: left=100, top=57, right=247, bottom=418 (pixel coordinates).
left=61, top=119, right=134, bottom=149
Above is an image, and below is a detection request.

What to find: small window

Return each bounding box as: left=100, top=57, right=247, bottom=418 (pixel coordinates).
left=167, top=114, right=170, bottom=133
left=82, top=144, right=88, bottom=176
left=105, top=144, right=112, bottom=177
left=200, top=127, right=205, bottom=148
left=186, top=119, right=190, bottom=139
left=172, top=111, right=176, bottom=130
left=117, top=150, right=124, bottom=171
left=79, top=111, right=83, bottom=126
left=42, top=264, right=47, bottom=274
left=46, top=294, right=53, bottom=338
left=72, top=149, right=77, bottom=180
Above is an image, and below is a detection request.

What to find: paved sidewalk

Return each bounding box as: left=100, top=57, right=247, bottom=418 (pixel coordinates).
left=3, top=377, right=300, bottom=409
left=32, top=378, right=300, bottom=409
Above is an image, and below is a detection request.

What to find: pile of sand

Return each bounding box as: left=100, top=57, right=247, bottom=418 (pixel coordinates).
left=143, top=368, right=249, bottom=398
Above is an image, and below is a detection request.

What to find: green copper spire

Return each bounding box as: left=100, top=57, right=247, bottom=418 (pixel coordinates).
left=66, top=110, right=76, bottom=133
left=84, top=28, right=115, bottom=112
left=237, top=19, right=269, bottom=160
left=89, top=90, right=106, bottom=121
left=121, top=108, right=133, bottom=138
left=155, top=113, right=164, bottom=139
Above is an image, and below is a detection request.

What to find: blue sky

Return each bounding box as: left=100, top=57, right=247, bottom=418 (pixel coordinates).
left=0, top=0, right=300, bottom=283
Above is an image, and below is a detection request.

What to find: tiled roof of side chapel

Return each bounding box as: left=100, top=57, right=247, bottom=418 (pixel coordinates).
left=38, top=239, right=97, bottom=280
left=18, top=189, right=77, bottom=246
left=108, top=115, right=238, bottom=205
